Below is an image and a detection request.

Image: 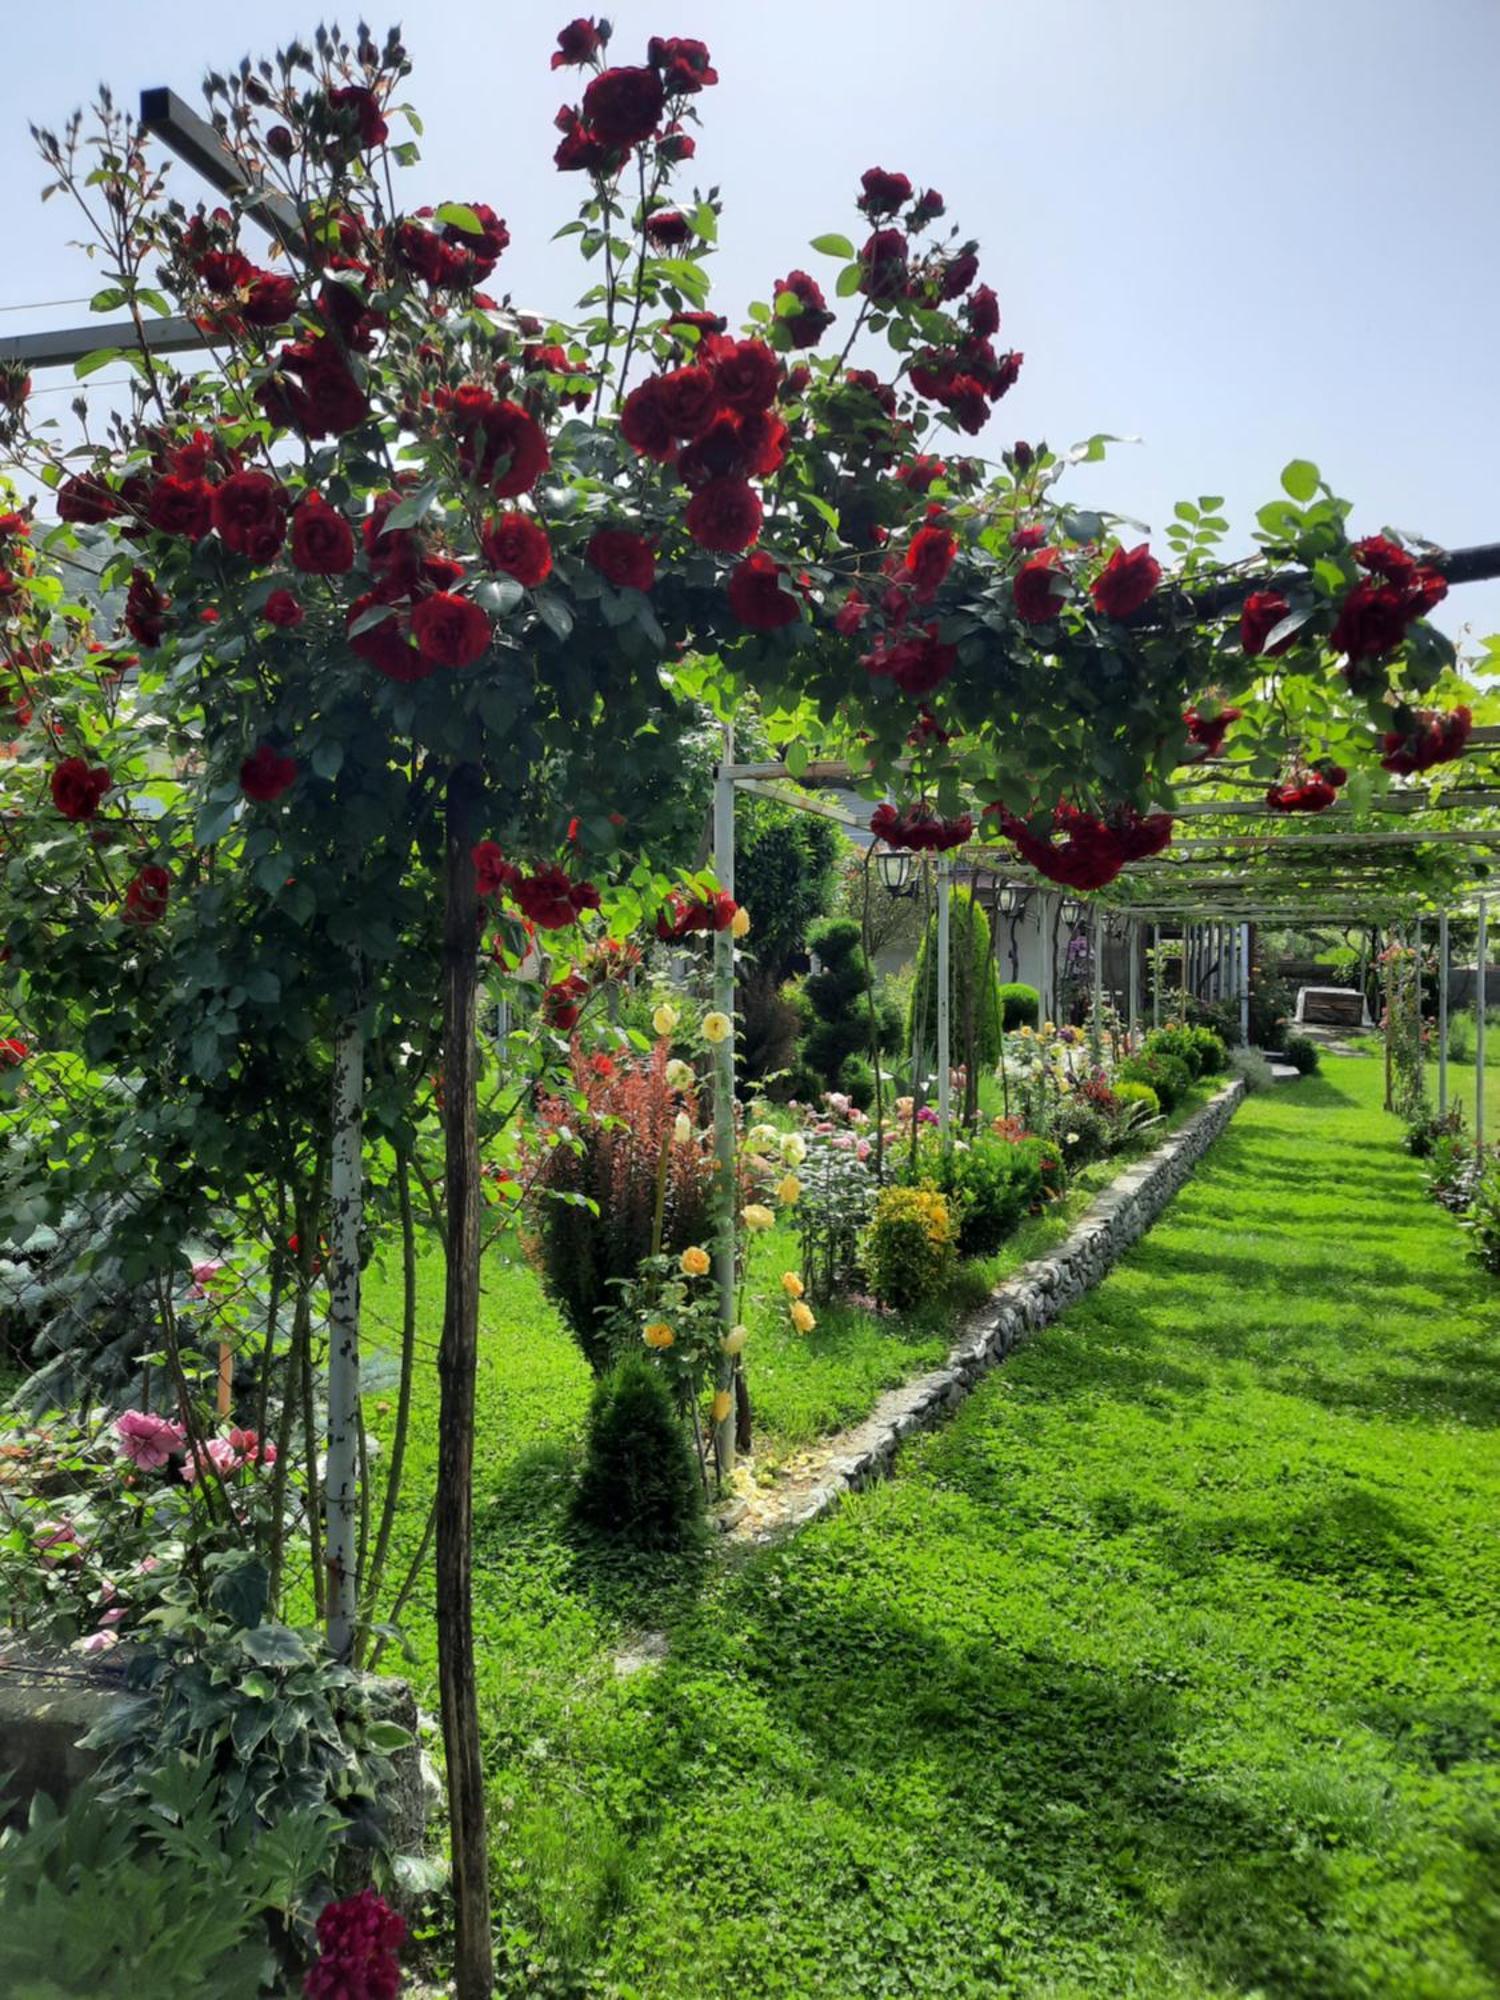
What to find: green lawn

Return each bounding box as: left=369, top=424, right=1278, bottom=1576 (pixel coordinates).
left=376, top=1059, right=1500, bottom=1995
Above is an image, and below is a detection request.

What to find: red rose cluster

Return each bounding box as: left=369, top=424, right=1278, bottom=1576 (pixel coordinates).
left=1240, top=589, right=1298, bottom=658
left=543, top=970, right=591, bottom=1031
left=1379, top=705, right=1472, bottom=776
left=996, top=802, right=1173, bottom=890
left=0, top=1038, right=27, bottom=1067
left=472, top=844, right=600, bottom=930
left=394, top=201, right=509, bottom=290
left=50, top=757, right=110, bottom=821
left=861, top=624, right=958, bottom=698
left=1090, top=544, right=1161, bottom=620
left=655, top=888, right=739, bottom=940
left=346, top=481, right=499, bottom=681
left=122, top=863, right=171, bottom=926
left=553, top=30, right=716, bottom=173
left=1332, top=536, right=1447, bottom=668
left=870, top=802, right=973, bottom=853
left=303, top=1889, right=406, bottom=2000
left=1265, top=764, right=1346, bottom=813
left=1183, top=703, right=1243, bottom=756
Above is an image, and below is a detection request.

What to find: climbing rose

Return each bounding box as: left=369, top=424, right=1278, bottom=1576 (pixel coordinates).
left=552, top=17, right=603, bottom=66
left=619, top=379, right=676, bottom=460
left=647, top=35, right=718, bottom=91
left=473, top=841, right=519, bottom=897
left=210, top=469, right=287, bottom=560
left=1091, top=543, right=1160, bottom=618
left=685, top=477, right=762, bottom=554
left=712, top=339, right=779, bottom=415
left=1239, top=589, right=1295, bottom=657
left=56, top=472, right=119, bottom=523
left=448, top=389, right=550, bottom=495
left=586, top=528, right=655, bottom=591
left=481, top=512, right=552, bottom=587
left=115, top=1409, right=185, bottom=1471
left=858, top=167, right=913, bottom=215
left=50, top=758, right=110, bottom=821
left=904, top=523, right=956, bottom=601
left=122, top=864, right=171, bottom=926
left=513, top=864, right=598, bottom=929
left=644, top=209, right=693, bottom=247
left=582, top=66, right=665, bottom=147
left=264, top=588, right=304, bottom=627
left=0, top=1038, right=27, bottom=1066
left=410, top=592, right=490, bottom=668
left=347, top=595, right=428, bottom=681
left=773, top=270, right=834, bottom=348
left=1184, top=704, right=1243, bottom=756
left=727, top=551, right=799, bottom=629
left=239, top=743, right=298, bottom=802
left=966, top=284, right=1000, bottom=337
left=327, top=85, right=388, bottom=150
left=125, top=571, right=167, bottom=647
left=859, top=228, right=909, bottom=299
left=1013, top=547, right=1065, bottom=623
left=303, top=1889, right=406, bottom=2000
left=1380, top=706, right=1472, bottom=775
left=862, top=627, right=956, bottom=698
left=1267, top=774, right=1339, bottom=813
left=289, top=493, right=355, bottom=574
left=145, top=475, right=212, bottom=541
left=542, top=971, right=589, bottom=1030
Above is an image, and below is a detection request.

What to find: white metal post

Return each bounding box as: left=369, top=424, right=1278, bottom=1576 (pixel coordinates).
left=1413, top=915, right=1423, bottom=1096
left=1438, top=911, right=1449, bottom=1117
left=1239, top=923, right=1251, bottom=1045
left=1127, top=918, right=1140, bottom=1037
left=325, top=1012, right=365, bottom=1662
left=1477, top=899, right=1488, bottom=1159
left=937, top=859, right=952, bottom=1143
left=1152, top=924, right=1161, bottom=1027
left=1090, top=906, right=1104, bottom=1051
left=711, top=724, right=738, bottom=1477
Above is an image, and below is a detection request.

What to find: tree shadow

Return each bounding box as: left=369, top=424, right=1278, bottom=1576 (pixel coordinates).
left=1276, top=1333, right=1500, bottom=1430
left=1154, top=1485, right=1435, bottom=1597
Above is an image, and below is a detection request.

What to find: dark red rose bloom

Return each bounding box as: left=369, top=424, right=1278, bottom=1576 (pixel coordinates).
left=859, top=229, right=909, bottom=300
left=655, top=364, right=722, bottom=439
left=685, top=477, right=763, bottom=554
left=1267, top=774, right=1339, bottom=814
left=647, top=36, right=718, bottom=92
left=448, top=389, right=550, bottom=496
left=394, top=219, right=450, bottom=287
left=644, top=209, right=694, bottom=248
left=553, top=107, right=617, bottom=174
left=0, top=1038, right=27, bottom=1067
left=862, top=625, right=957, bottom=698
left=410, top=591, right=491, bottom=669
left=910, top=187, right=946, bottom=224
left=1010, top=524, right=1046, bottom=551
left=514, top=864, right=596, bottom=930
left=904, top=524, right=957, bottom=602
left=473, top=841, right=520, bottom=897
left=586, top=528, right=655, bottom=591
left=1353, top=533, right=1418, bottom=584
left=712, top=339, right=779, bottom=416
left=1010, top=440, right=1035, bottom=471
left=441, top=201, right=510, bottom=281
left=422, top=555, right=465, bottom=592
left=727, top=551, right=799, bottom=630
left=1239, top=589, right=1296, bottom=657
left=211, top=469, right=287, bottom=561
left=552, top=17, right=603, bottom=66
left=347, top=594, right=430, bottom=682
left=361, top=490, right=423, bottom=584
left=833, top=590, right=867, bottom=636
left=264, top=588, right=305, bottom=628
left=996, top=802, right=1171, bottom=889
left=1329, top=580, right=1416, bottom=664
left=1091, top=543, right=1160, bottom=619
left=897, top=456, right=947, bottom=493
left=304, top=1889, right=405, bottom=2000
left=242, top=272, right=299, bottom=327
left=481, top=511, right=552, bottom=587
left=773, top=270, right=834, bottom=349
left=125, top=570, right=167, bottom=648
left=940, top=249, right=980, bottom=300
left=50, top=757, right=111, bottom=821
left=858, top=167, right=913, bottom=216
left=522, top=342, right=592, bottom=410
left=935, top=373, right=989, bottom=435
left=196, top=245, right=253, bottom=294
left=263, top=338, right=369, bottom=438
left=1013, top=547, right=1066, bottom=623
left=145, top=475, right=212, bottom=541
left=290, top=493, right=356, bottom=575
left=583, top=66, right=665, bottom=146
left=1183, top=704, right=1243, bottom=756
left=781, top=363, right=811, bottom=399
left=665, top=309, right=727, bottom=342
left=57, top=474, right=121, bottom=524
left=327, top=85, right=388, bottom=150
left=870, top=802, right=972, bottom=852
left=1380, top=705, right=1472, bottom=775
left=656, top=122, right=696, bottom=162
left=239, top=742, right=298, bottom=802
left=677, top=410, right=770, bottom=488
left=965, top=284, right=1001, bottom=338
left=619, top=378, right=676, bottom=460
left=122, top=863, right=171, bottom=926
left=543, top=971, right=590, bottom=1031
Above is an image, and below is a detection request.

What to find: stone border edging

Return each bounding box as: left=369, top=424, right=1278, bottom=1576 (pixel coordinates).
left=725, top=1076, right=1245, bottom=1544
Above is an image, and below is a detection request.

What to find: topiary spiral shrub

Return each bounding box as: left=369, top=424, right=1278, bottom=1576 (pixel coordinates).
left=997, top=982, right=1041, bottom=1030
left=571, top=1356, right=706, bottom=1551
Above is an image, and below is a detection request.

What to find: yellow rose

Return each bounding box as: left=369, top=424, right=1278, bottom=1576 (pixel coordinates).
left=701, top=1011, right=732, bottom=1044
left=730, top=905, right=751, bottom=939
left=776, top=1174, right=802, bottom=1207
left=742, top=1203, right=775, bottom=1232
left=642, top=1321, right=675, bottom=1349
left=673, top=1112, right=693, bottom=1145
left=710, top=1389, right=734, bottom=1423
left=747, top=1123, right=780, bottom=1154
left=680, top=1245, right=711, bottom=1277
left=780, top=1271, right=804, bottom=1299
left=779, top=1132, right=807, bottom=1167
left=665, top=1057, right=694, bottom=1089
left=722, top=1324, right=749, bottom=1356
left=652, top=1003, right=679, bottom=1036
left=790, top=1300, right=816, bottom=1335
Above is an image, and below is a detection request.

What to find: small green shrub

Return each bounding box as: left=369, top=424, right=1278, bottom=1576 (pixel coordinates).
left=1444, top=1008, right=1500, bottom=1068
left=997, top=982, right=1040, bottom=1030
left=865, top=1185, right=956, bottom=1310
left=1460, top=1166, right=1500, bottom=1274
left=1143, top=1026, right=1207, bottom=1077
left=1186, top=1026, right=1229, bottom=1074
left=1054, top=1099, right=1112, bottom=1166
left=1116, top=1051, right=1192, bottom=1112
left=837, top=1052, right=877, bottom=1109
left=933, top=1140, right=1033, bottom=1257
left=1230, top=1045, right=1276, bottom=1094
left=1405, top=1104, right=1464, bottom=1158
left=1283, top=1034, right=1321, bottom=1076
left=1111, top=1079, right=1161, bottom=1121
left=571, top=1356, right=706, bottom=1552
left=1425, top=1133, right=1483, bottom=1212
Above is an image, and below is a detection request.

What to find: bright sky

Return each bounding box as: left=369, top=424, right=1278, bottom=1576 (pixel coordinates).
left=4, top=0, right=1497, bottom=643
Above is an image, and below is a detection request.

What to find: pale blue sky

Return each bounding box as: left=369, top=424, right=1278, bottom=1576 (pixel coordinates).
left=5, top=0, right=1497, bottom=642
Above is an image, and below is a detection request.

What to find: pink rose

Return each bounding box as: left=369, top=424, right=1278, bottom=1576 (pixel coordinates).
left=115, top=1409, right=186, bottom=1470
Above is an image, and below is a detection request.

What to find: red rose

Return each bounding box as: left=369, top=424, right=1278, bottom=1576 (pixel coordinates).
left=394, top=220, right=450, bottom=287
left=965, top=285, right=1000, bottom=338
left=1380, top=705, right=1472, bottom=776
left=772, top=270, right=834, bottom=350
left=586, top=529, right=655, bottom=591
left=645, top=209, right=693, bottom=248
left=904, top=524, right=956, bottom=602
left=941, top=250, right=980, bottom=300
left=0, top=1038, right=26, bottom=1067
left=858, top=167, right=913, bottom=216
left=473, top=841, right=520, bottom=897
left=211, top=470, right=288, bottom=561
left=1267, top=775, right=1338, bottom=814
left=242, top=272, right=299, bottom=327
left=239, top=743, right=298, bottom=802
left=657, top=122, right=696, bottom=163
left=522, top=343, right=591, bottom=410
left=656, top=364, right=722, bottom=439
left=833, top=590, right=867, bottom=636
left=1013, top=548, right=1066, bottom=623
left=552, top=17, right=603, bottom=66
left=50, top=757, right=111, bottom=821
left=122, top=864, right=171, bottom=927
left=263, top=339, right=369, bottom=438
left=647, top=36, right=718, bottom=92
left=677, top=410, right=784, bottom=488
left=859, top=229, right=909, bottom=300
left=685, top=478, right=763, bottom=554
left=347, top=594, right=429, bottom=682
left=553, top=109, right=616, bottom=174
left=713, top=340, right=779, bottom=416
left=146, top=476, right=212, bottom=541
left=410, top=591, right=491, bottom=669
left=450, top=391, right=550, bottom=497
left=911, top=188, right=946, bottom=224
left=514, top=865, right=595, bottom=930
left=264, top=588, right=305, bottom=628
left=862, top=627, right=956, bottom=698
left=582, top=66, right=665, bottom=147
left=56, top=473, right=120, bottom=524
left=1091, top=543, right=1160, bottom=619
left=327, top=85, right=388, bottom=150
left=935, top=373, right=990, bottom=435
left=619, top=378, right=677, bottom=461
left=543, top=972, right=590, bottom=1032
left=1010, top=524, right=1046, bottom=551
left=727, top=551, right=799, bottom=630
left=1353, top=534, right=1418, bottom=584
left=441, top=202, right=510, bottom=281
left=1329, top=580, right=1414, bottom=664
left=290, top=493, right=356, bottom=574
left=1183, top=704, right=1242, bottom=756
left=481, top=511, right=552, bottom=588
left=898, top=457, right=947, bottom=493
left=125, top=570, right=167, bottom=648
left=1239, top=589, right=1295, bottom=658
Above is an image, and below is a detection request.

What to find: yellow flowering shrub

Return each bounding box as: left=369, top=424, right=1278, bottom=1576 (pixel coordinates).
left=865, top=1184, right=957, bottom=1310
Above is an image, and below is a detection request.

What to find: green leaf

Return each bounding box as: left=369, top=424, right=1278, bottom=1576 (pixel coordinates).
left=195, top=796, right=241, bottom=847
left=365, top=1720, right=414, bottom=1752
left=1263, top=607, right=1316, bottom=653
left=1281, top=459, right=1320, bottom=502
left=810, top=233, right=855, bottom=259
left=89, top=286, right=127, bottom=312
left=533, top=592, right=574, bottom=642
left=74, top=348, right=122, bottom=379
left=311, top=738, right=344, bottom=780
left=835, top=263, right=864, bottom=298
left=381, top=480, right=439, bottom=532
left=240, top=1624, right=311, bottom=1667
left=433, top=202, right=483, bottom=234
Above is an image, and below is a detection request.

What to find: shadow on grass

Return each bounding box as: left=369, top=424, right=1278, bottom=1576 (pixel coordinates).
left=1156, top=1485, right=1435, bottom=1596
left=1276, top=1333, right=1500, bottom=1431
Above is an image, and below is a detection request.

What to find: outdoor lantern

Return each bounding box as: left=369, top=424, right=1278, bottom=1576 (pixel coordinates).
left=997, top=882, right=1028, bottom=919
left=878, top=847, right=917, bottom=897
left=1061, top=896, right=1085, bottom=927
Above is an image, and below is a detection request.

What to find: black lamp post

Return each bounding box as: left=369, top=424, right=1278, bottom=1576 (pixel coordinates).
left=996, top=881, right=1029, bottom=981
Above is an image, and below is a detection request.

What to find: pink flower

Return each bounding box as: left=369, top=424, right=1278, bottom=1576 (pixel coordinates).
left=180, top=1436, right=241, bottom=1483
left=855, top=1139, right=872, bottom=1161
left=187, top=1259, right=224, bottom=1299
left=78, top=1630, right=119, bottom=1655
left=228, top=1427, right=276, bottom=1467
left=115, top=1409, right=186, bottom=1470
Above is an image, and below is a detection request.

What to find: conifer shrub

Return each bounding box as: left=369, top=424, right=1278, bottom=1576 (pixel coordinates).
left=571, top=1356, right=706, bottom=1551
